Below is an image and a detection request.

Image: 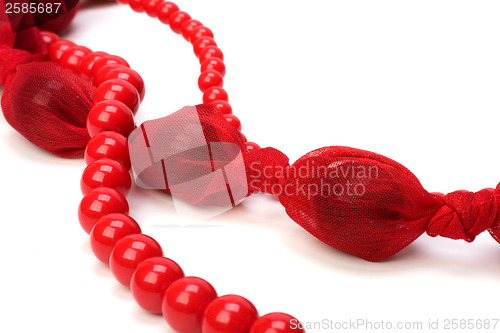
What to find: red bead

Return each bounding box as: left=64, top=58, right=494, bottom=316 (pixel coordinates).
left=129, top=0, right=145, bottom=12
left=79, top=51, right=108, bottom=81
left=91, top=55, right=130, bottom=82
left=198, top=70, right=224, bottom=92
left=81, top=159, right=131, bottom=196
left=131, top=257, right=185, bottom=314
left=249, top=313, right=305, bottom=333
left=40, top=31, right=60, bottom=47
left=93, top=64, right=127, bottom=87
left=90, top=213, right=142, bottom=264
left=202, top=295, right=259, bottom=333
left=104, top=67, right=146, bottom=101
left=201, top=58, right=226, bottom=77
left=85, top=131, right=131, bottom=169
left=169, top=11, right=191, bottom=34
left=211, top=100, right=232, bottom=115
left=109, top=234, right=163, bottom=287
left=142, top=0, right=161, bottom=17
left=162, top=277, right=218, bottom=333
left=181, top=19, right=202, bottom=41
left=224, top=115, right=242, bottom=131
left=87, top=100, right=135, bottom=138
left=193, top=37, right=217, bottom=57
left=203, top=87, right=228, bottom=103
left=78, top=187, right=129, bottom=234
left=48, top=40, right=75, bottom=62
left=190, top=26, right=214, bottom=45
left=244, top=142, right=260, bottom=152
left=198, top=46, right=224, bottom=65
left=157, top=2, right=179, bottom=25
left=58, top=46, right=92, bottom=72
left=93, top=79, right=140, bottom=115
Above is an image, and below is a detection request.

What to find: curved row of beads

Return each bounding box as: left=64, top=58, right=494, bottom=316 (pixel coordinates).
left=38, top=4, right=303, bottom=333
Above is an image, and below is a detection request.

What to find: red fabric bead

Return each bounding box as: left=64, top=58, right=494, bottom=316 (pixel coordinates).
left=93, top=79, right=140, bottom=115
left=109, top=234, right=163, bottom=287
left=157, top=2, right=180, bottom=25
left=91, top=55, right=130, bottom=82
left=203, top=87, right=228, bottom=103
left=40, top=31, right=60, bottom=48
left=198, top=46, right=224, bottom=65
left=249, top=313, right=305, bottom=333
left=162, top=277, right=218, bottom=333
left=85, top=131, right=131, bottom=169
left=79, top=52, right=108, bottom=81
left=59, top=46, right=92, bottom=73
left=169, top=11, right=192, bottom=34
left=78, top=188, right=129, bottom=234
left=190, top=26, right=214, bottom=44
left=223, top=114, right=242, bottom=131
left=181, top=19, right=203, bottom=41
left=244, top=142, right=261, bottom=152
left=211, top=100, right=232, bottom=115
left=104, top=67, right=146, bottom=101
left=202, top=295, right=259, bottom=333
left=93, top=64, right=127, bottom=87
left=198, top=70, right=224, bottom=92
left=86, top=100, right=135, bottom=138
left=201, top=58, right=226, bottom=77
left=131, top=257, right=185, bottom=314
left=193, top=37, right=217, bottom=57
left=90, top=214, right=142, bottom=264
left=129, top=0, right=145, bottom=12
left=81, top=159, right=132, bottom=196
left=48, top=40, right=76, bottom=62
left=142, top=0, right=161, bottom=17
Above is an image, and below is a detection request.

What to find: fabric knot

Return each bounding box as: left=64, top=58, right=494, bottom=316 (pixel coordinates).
left=243, top=147, right=289, bottom=195
left=0, top=46, right=32, bottom=86
left=426, top=188, right=498, bottom=242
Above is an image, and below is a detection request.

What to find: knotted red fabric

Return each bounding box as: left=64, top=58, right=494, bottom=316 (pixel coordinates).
left=129, top=104, right=500, bottom=261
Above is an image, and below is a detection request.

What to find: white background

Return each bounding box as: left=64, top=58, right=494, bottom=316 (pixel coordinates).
left=2, top=1, right=500, bottom=332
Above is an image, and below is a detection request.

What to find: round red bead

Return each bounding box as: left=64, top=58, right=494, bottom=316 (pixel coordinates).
left=169, top=11, right=191, bottom=34
left=91, top=55, right=130, bottom=82
left=201, top=58, right=226, bottom=77
left=162, top=277, right=218, bottom=333
left=244, top=142, right=261, bottom=152
left=131, top=257, right=185, bottom=314
left=193, top=37, right=217, bottom=57
left=40, top=31, right=60, bottom=48
left=104, top=67, right=146, bottom=101
left=181, top=19, right=203, bottom=41
left=93, top=63, right=127, bottom=87
left=79, top=51, right=108, bottom=81
left=85, top=131, right=131, bottom=169
left=198, top=70, right=224, bottom=92
left=190, top=26, right=214, bottom=44
left=157, top=2, right=180, bottom=25
left=58, top=46, right=91, bottom=72
left=128, top=0, right=145, bottom=12
left=87, top=100, right=135, bottom=138
left=224, top=114, right=242, bottom=131
left=109, top=234, right=163, bottom=287
left=93, top=79, right=140, bottom=115
left=142, top=0, right=161, bottom=17
left=202, top=295, right=259, bottom=333
left=203, top=87, right=228, bottom=103
left=249, top=313, right=305, bottom=333
left=90, top=213, right=141, bottom=264
left=78, top=187, right=129, bottom=234
left=211, top=100, right=232, bottom=115
left=198, top=46, right=224, bottom=65
left=48, top=40, right=75, bottom=62
left=81, top=159, right=131, bottom=196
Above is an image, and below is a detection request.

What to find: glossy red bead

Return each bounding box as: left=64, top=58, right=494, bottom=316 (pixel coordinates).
left=169, top=11, right=191, bottom=34
left=244, top=142, right=261, bottom=152
left=201, top=58, right=226, bottom=77
left=193, top=37, right=217, bottom=57
left=85, top=131, right=131, bottom=169
left=81, top=159, right=131, bottom=196
left=128, top=0, right=145, bottom=12
left=249, top=313, right=305, bottom=333
left=202, top=295, right=259, bottom=333
left=93, top=79, right=140, bottom=115
left=78, top=187, right=129, bottom=234
left=198, top=46, right=224, bottom=65
left=91, top=55, right=130, bottom=81
left=131, top=257, right=185, bottom=314
left=181, top=19, right=202, bottom=41
left=142, top=0, right=161, bottom=17
left=190, top=26, right=214, bottom=44
left=59, top=46, right=92, bottom=72
left=203, top=87, right=228, bottom=103
left=90, top=213, right=142, bottom=264
left=211, top=100, right=232, bottom=115
left=40, top=31, right=60, bottom=48
left=48, top=40, right=75, bottom=62
left=104, top=67, right=146, bottom=101
left=157, top=2, right=179, bottom=25
left=93, top=63, right=127, bottom=87
left=87, top=100, right=135, bottom=138
left=198, top=70, right=224, bottom=92
left=109, top=234, right=163, bottom=287
left=79, top=51, right=108, bottom=81
left=162, top=277, right=218, bottom=333
left=224, top=115, right=242, bottom=131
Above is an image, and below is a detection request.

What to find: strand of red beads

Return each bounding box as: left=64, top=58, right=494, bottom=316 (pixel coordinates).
left=37, top=1, right=305, bottom=332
